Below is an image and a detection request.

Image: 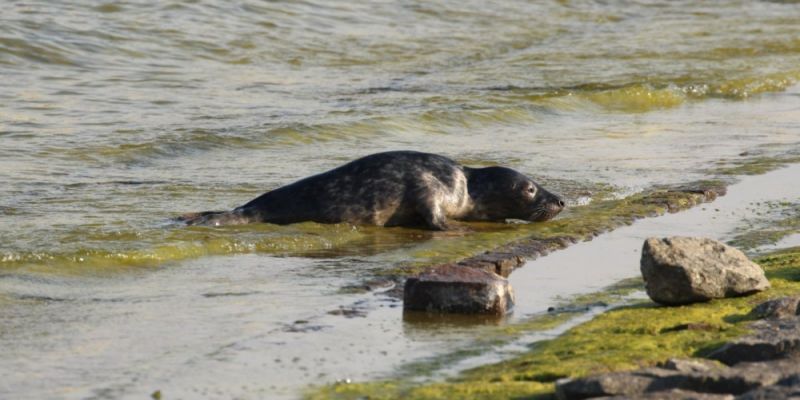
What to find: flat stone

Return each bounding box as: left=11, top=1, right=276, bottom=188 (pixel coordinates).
left=640, top=237, right=769, bottom=306
left=456, top=252, right=523, bottom=278
left=603, top=389, right=734, bottom=399
left=555, top=371, right=659, bottom=400
left=659, top=358, right=725, bottom=374
left=737, top=384, right=800, bottom=399
left=554, top=358, right=800, bottom=399
left=708, top=318, right=800, bottom=365
left=750, top=296, right=800, bottom=320
left=403, top=264, right=514, bottom=315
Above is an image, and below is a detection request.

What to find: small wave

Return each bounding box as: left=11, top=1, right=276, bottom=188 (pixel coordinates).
left=489, top=70, right=800, bottom=113
left=709, top=71, right=800, bottom=98
left=580, top=84, right=687, bottom=113
left=0, top=37, right=79, bottom=67
left=67, top=69, right=800, bottom=165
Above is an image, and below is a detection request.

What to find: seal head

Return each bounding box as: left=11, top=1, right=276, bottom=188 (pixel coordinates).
left=463, top=166, right=564, bottom=223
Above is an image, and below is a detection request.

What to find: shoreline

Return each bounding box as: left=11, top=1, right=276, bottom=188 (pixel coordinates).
left=307, top=163, right=800, bottom=399
left=309, top=252, right=800, bottom=400
left=2, top=159, right=798, bottom=400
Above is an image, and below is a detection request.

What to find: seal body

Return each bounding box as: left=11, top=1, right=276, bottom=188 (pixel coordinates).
left=180, top=151, right=564, bottom=230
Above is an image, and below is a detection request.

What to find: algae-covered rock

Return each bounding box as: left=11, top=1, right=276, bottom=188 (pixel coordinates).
left=640, top=237, right=770, bottom=305
left=708, top=318, right=800, bottom=365
left=403, top=264, right=514, bottom=315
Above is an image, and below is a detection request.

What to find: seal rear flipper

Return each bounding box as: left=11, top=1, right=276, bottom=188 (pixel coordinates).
left=176, top=210, right=253, bottom=226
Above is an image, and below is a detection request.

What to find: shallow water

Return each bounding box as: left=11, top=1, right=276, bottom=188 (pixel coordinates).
left=2, top=1, right=800, bottom=399
left=2, top=165, right=798, bottom=400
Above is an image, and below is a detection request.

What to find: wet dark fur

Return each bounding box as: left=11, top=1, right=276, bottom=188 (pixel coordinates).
left=178, top=151, right=564, bottom=230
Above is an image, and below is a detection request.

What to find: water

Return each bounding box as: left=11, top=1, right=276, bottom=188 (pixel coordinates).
left=2, top=1, right=800, bottom=398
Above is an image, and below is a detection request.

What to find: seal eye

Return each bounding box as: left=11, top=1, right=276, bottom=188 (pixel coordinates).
left=527, top=186, right=537, bottom=196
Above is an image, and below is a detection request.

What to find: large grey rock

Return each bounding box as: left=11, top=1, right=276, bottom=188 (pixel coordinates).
left=709, top=318, right=800, bottom=365
left=640, top=237, right=770, bottom=305
left=403, top=264, right=514, bottom=315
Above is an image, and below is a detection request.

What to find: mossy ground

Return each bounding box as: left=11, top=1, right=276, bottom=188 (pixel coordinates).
left=714, top=154, right=800, bottom=176
left=307, top=247, right=800, bottom=400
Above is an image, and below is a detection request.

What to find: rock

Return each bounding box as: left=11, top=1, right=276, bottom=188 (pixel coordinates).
left=640, top=237, right=770, bottom=305
left=708, top=318, right=800, bottom=365
left=604, top=389, right=734, bottom=399
left=659, top=358, right=724, bottom=374
left=554, top=370, right=661, bottom=399
left=402, top=264, right=514, bottom=315
left=749, top=296, right=800, bottom=320
left=554, top=358, right=800, bottom=399
left=457, top=252, right=523, bottom=278
left=737, top=384, right=800, bottom=400
left=452, top=236, right=576, bottom=278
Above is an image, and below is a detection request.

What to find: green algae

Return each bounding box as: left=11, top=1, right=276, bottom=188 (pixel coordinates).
left=714, top=153, right=800, bottom=176
left=307, top=248, right=800, bottom=400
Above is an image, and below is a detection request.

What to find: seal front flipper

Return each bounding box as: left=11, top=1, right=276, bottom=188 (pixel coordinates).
left=414, top=192, right=452, bottom=231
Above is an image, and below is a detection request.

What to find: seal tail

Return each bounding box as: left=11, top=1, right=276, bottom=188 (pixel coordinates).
left=176, top=210, right=252, bottom=226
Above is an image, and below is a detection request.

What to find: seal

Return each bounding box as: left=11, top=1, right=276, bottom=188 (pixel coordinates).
left=179, top=151, right=564, bottom=230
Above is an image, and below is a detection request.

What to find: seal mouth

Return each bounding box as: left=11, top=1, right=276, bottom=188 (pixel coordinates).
left=528, top=202, right=565, bottom=222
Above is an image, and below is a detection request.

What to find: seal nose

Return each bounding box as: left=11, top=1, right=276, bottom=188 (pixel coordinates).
left=550, top=194, right=565, bottom=210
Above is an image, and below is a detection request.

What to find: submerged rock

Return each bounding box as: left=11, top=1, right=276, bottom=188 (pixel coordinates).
left=403, top=264, right=514, bottom=315
left=640, top=237, right=770, bottom=305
